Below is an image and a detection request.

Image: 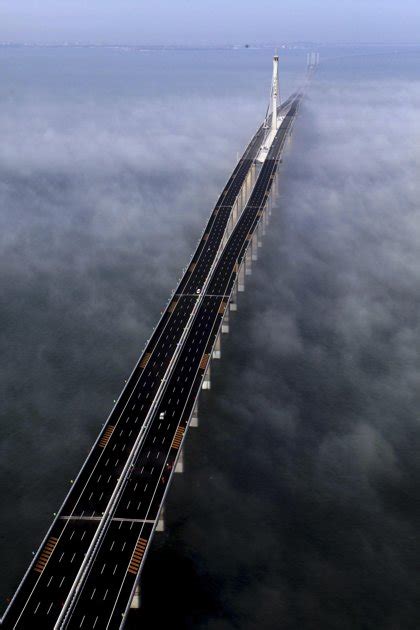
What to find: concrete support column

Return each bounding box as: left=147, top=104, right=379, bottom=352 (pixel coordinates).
left=213, top=333, right=221, bottom=359
left=190, top=400, right=199, bottom=427
left=131, top=584, right=141, bottom=609
left=257, top=220, right=263, bottom=247
left=246, top=170, right=252, bottom=203
left=251, top=163, right=256, bottom=187
left=252, top=232, right=258, bottom=261
left=262, top=208, right=267, bottom=235
left=232, top=199, right=238, bottom=225
left=230, top=282, right=238, bottom=311
left=202, top=364, right=211, bottom=390
left=238, top=262, right=245, bottom=292
left=247, top=175, right=251, bottom=203
left=222, top=229, right=228, bottom=250
left=175, top=447, right=184, bottom=473
left=241, top=181, right=246, bottom=211
left=222, top=307, right=230, bottom=333
left=245, top=244, right=252, bottom=276
left=271, top=174, right=276, bottom=201
left=156, top=505, right=165, bottom=532
left=270, top=176, right=278, bottom=207
left=266, top=201, right=271, bottom=224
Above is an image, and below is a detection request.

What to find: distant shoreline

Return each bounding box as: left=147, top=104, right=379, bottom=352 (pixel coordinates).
left=1, top=42, right=419, bottom=51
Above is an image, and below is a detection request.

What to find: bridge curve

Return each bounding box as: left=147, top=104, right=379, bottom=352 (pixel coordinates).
left=2, top=57, right=311, bottom=630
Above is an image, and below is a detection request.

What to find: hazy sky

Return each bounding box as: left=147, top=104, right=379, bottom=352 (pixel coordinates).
left=1, top=0, right=419, bottom=45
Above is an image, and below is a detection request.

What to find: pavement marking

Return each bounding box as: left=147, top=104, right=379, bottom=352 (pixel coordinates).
left=128, top=538, right=148, bottom=575
left=199, top=353, right=210, bottom=371
left=171, top=426, right=185, bottom=450
left=99, top=425, right=115, bottom=448
left=60, top=515, right=102, bottom=522
left=218, top=300, right=228, bottom=314
left=34, top=537, right=58, bottom=573
left=139, top=353, right=152, bottom=369
left=168, top=299, right=178, bottom=313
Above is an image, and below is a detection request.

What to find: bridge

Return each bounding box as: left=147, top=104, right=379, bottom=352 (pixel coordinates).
left=2, top=53, right=318, bottom=629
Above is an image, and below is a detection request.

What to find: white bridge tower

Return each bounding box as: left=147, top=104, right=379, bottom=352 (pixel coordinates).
left=256, top=53, right=286, bottom=163
left=271, top=53, right=279, bottom=133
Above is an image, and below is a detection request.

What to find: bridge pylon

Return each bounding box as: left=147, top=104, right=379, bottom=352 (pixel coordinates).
left=270, top=53, right=280, bottom=133
left=257, top=54, right=284, bottom=163
left=307, top=51, right=320, bottom=70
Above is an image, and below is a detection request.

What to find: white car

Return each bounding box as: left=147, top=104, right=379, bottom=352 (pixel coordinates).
left=196, top=288, right=201, bottom=294
left=159, top=411, right=166, bottom=420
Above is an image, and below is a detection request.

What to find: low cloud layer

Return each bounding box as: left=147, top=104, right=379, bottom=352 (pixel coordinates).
left=1, top=49, right=419, bottom=629
left=134, top=64, right=420, bottom=629
left=0, top=50, right=273, bottom=604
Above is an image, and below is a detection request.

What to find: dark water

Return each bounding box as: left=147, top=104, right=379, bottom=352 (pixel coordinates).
left=0, top=46, right=419, bottom=629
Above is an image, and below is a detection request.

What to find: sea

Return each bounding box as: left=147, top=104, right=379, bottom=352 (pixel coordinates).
left=0, top=44, right=419, bottom=629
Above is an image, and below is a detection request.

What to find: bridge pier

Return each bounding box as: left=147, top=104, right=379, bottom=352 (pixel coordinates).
left=232, top=199, right=239, bottom=225
left=273, top=172, right=280, bottom=202
left=226, top=214, right=232, bottom=238
left=130, top=584, right=141, bottom=609
left=156, top=505, right=165, bottom=532
left=242, top=172, right=252, bottom=208
left=230, top=283, right=238, bottom=311
left=238, top=262, right=245, bottom=292
left=213, top=332, right=221, bottom=359
left=262, top=208, right=267, bottom=235
left=202, top=363, right=211, bottom=389
left=252, top=232, right=258, bottom=261
left=222, top=229, right=228, bottom=250
left=245, top=245, right=252, bottom=276
left=240, top=179, right=247, bottom=210
left=257, top=221, right=263, bottom=247
left=251, top=162, right=257, bottom=187
left=190, top=400, right=199, bottom=427
left=265, top=207, right=270, bottom=225
left=175, top=447, right=184, bottom=473
left=222, top=308, right=230, bottom=333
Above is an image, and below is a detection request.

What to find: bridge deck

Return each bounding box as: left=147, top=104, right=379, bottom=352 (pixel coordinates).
left=2, top=96, right=301, bottom=629
left=62, top=97, right=302, bottom=630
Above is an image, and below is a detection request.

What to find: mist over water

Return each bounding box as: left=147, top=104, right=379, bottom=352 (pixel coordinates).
left=1, top=47, right=420, bottom=629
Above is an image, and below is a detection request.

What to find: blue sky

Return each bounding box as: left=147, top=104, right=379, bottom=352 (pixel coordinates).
left=0, top=0, right=419, bottom=44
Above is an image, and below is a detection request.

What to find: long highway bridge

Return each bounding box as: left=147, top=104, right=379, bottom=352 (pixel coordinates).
left=1, top=54, right=318, bottom=629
